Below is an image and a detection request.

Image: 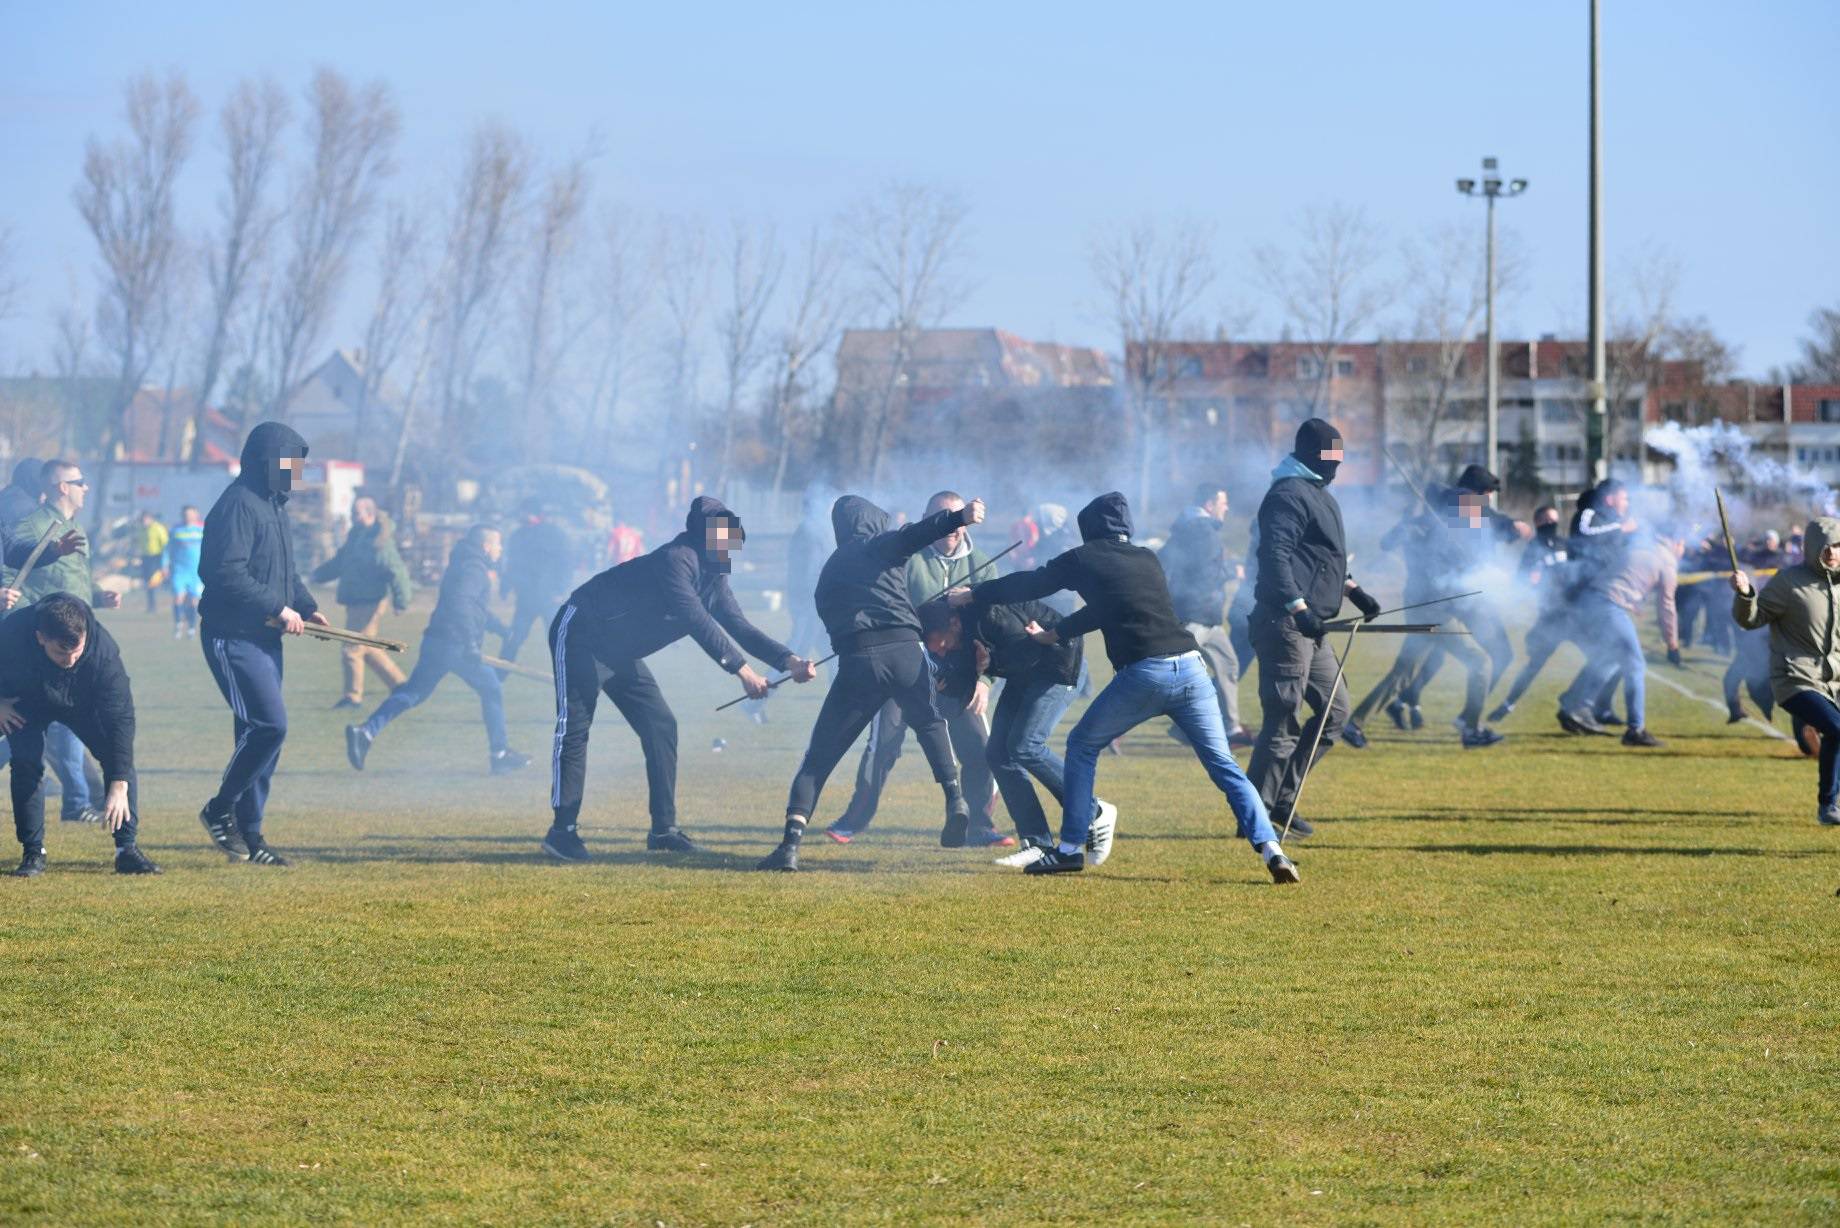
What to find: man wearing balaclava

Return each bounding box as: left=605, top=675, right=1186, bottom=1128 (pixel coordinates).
left=1247, top=419, right=1382, bottom=836
left=196, top=422, right=328, bottom=867
left=541, top=496, right=816, bottom=863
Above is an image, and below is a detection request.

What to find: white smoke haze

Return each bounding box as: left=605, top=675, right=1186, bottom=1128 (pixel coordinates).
left=1641, top=420, right=1838, bottom=546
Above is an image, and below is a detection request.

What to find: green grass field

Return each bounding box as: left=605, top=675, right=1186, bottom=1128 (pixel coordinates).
left=2, top=599, right=1837, bottom=1225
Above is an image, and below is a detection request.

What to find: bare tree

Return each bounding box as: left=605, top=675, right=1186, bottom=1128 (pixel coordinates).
left=0, top=223, right=20, bottom=334
left=712, top=218, right=784, bottom=493
left=767, top=223, right=850, bottom=496
left=186, top=76, right=289, bottom=460
left=843, top=182, right=972, bottom=486
left=1602, top=249, right=1680, bottom=462
left=655, top=215, right=712, bottom=457
left=514, top=157, right=590, bottom=464
left=73, top=71, right=198, bottom=511
left=1089, top=217, right=1217, bottom=514
left=581, top=207, right=659, bottom=464
left=1252, top=203, right=1390, bottom=416
left=264, top=68, right=398, bottom=418
left=351, top=203, right=429, bottom=466
left=1780, top=304, right=1840, bottom=383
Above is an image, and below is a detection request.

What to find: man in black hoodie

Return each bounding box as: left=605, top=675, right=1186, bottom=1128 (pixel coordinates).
left=756, top=494, right=984, bottom=871
left=345, top=526, right=533, bottom=776
left=2, top=594, right=160, bottom=877
left=197, top=422, right=327, bottom=867
left=500, top=499, right=574, bottom=664
left=542, top=496, right=813, bottom=862
left=1247, top=420, right=1381, bottom=836
left=951, top=492, right=1298, bottom=882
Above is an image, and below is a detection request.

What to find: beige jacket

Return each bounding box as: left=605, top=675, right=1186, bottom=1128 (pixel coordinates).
left=1733, top=516, right=1840, bottom=704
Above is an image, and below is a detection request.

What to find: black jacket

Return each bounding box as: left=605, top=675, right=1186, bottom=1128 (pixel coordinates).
left=199, top=423, right=318, bottom=641
left=816, top=496, right=973, bottom=650
left=966, top=596, right=1082, bottom=687
left=1253, top=472, right=1349, bottom=620
left=0, top=602, right=135, bottom=783
left=971, top=492, right=1196, bottom=671
left=565, top=496, right=792, bottom=672
left=503, top=518, right=573, bottom=600
left=1159, top=508, right=1233, bottom=625
left=426, top=538, right=509, bottom=653
left=0, top=459, right=45, bottom=575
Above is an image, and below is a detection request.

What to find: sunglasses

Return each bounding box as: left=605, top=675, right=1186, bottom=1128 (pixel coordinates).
left=61, top=476, right=88, bottom=488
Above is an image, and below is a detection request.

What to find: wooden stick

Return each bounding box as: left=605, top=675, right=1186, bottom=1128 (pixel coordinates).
left=481, top=653, right=551, bottom=683
left=270, top=618, right=407, bottom=652
left=8, top=520, right=71, bottom=594
left=1715, top=487, right=1742, bottom=573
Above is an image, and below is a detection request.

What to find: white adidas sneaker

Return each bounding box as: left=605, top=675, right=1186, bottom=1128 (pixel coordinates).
left=994, top=843, right=1048, bottom=868
left=1086, top=799, right=1119, bottom=866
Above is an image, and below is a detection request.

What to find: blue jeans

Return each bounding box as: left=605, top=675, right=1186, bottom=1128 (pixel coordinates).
left=0, top=722, right=93, bottom=818
left=1782, top=692, right=1840, bottom=806
left=1563, top=598, right=1646, bottom=729
left=362, top=636, right=508, bottom=754
left=1062, top=652, right=1276, bottom=851
left=986, top=662, right=1085, bottom=842
left=202, top=633, right=287, bottom=836
left=10, top=722, right=137, bottom=852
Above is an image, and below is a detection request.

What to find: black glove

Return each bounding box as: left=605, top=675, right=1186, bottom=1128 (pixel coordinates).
left=1667, top=646, right=1683, bottom=667
left=1347, top=585, right=1382, bottom=622
left=1291, top=607, right=1327, bottom=639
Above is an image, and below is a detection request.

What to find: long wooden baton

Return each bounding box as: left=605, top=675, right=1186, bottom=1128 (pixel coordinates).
left=270, top=618, right=407, bottom=652
left=481, top=653, right=551, bottom=683
left=1714, top=487, right=1741, bottom=574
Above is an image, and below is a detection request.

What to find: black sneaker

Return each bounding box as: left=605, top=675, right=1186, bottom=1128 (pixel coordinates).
left=489, top=748, right=532, bottom=775
left=756, top=841, right=800, bottom=871
left=61, top=807, right=103, bottom=825
left=1409, top=706, right=1425, bottom=730
left=345, top=724, right=372, bottom=771
left=1385, top=699, right=1409, bottom=730
left=1487, top=702, right=1514, bottom=724
left=1342, top=721, right=1368, bottom=749
left=1727, top=705, right=1746, bottom=724
left=1461, top=727, right=1505, bottom=749
left=940, top=794, right=970, bottom=848
left=12, top=848, right=46, bottom=878
left=1621, top=727, right=1662, bottom=748
left=243, top=836, right=290, bottom=867
left=1281, top=813, right=1315, bottom=839
left=1557, top=707, right=1608, bottom=736
left=1023, top=848, right=1084, bottom=875
left=331, top=697, right=360, bottom=710
left=1266, top=852, right=1300, bottom=884
left=1595, top=710, right=1625, bottom=727
left=542, top=827, right=591, bottom=863
left=1818, top=803, right=1840, bottom=826
left=114, top=845, right=162, bottom=875
left=646, top=826, right=700, bottom=853
left=199, top=804, right=248, bottom=859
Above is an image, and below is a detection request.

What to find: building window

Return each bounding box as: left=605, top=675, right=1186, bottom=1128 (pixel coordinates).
left=1177, top=356, right=1203, bottom=379
left=1798, top=447, right=1808, bottom=463
left=1296, top=356, right=1322, bottom=380
left=1819, top=399, right=1840, bottom=423
left=1405, top=356, right=1429, bottom=376
left=1334, top=357, right=1355, bottom=378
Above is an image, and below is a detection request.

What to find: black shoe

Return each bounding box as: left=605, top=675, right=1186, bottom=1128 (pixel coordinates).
left=646, top=826, right=700, bottom=853
left=542, top=827, right=591, bottom=863
left=489, top=748, right=532, bottom=775
left=1023, top=847, right=1084, bottom=875
left=940, top=794, right=970, bottom=848
left=1266, top=852, right=1300, bottom=884
left=1727, top=705, right=1746, bottom=724
left=61, top=807, right=103, bottom=825
left=1385, top=699, right=1409, bottom=731
left=1409, top=706, right=1425, bottom=730
left=1557, top=707, right=1608, bottom=736
left=1341, top=721, right=1368, bottom=749
left=1281, top=814, right=1315, bottom=839
left=1595, top=710, right=1625, bottom=727
left=1487, top=702, right=1514, bottom=724
left=1461, top=727, right=1506, bottom=749
left=114, top=845, right=162, bottom=875
left=12, top=848, right=46, bottom=877
left=331, top=697, right=360, bottom=710
left=756, top=841, right=800, bottom=871
left=199, top=804, right=248, bottom=859
left=1621, top=727, right=1663, bottom=748
left=1227, top=727, right=1257, bottom=750
left=243, top=835, right=290, bottom=867
left=345, top=724, right=372, bottom=771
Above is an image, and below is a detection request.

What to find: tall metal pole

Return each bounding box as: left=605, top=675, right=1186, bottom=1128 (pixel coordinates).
left=1587, top=0, right=1608, bottom=482
left=1485, top=191, right=1498, bottom=475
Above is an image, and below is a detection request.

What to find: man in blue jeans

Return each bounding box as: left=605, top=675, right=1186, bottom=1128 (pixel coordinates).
left=1557, top=530, right=1681, bottom=748
left=346, top=525, right=533, bottom=776
left=951, top=492, right=1298, bottom=882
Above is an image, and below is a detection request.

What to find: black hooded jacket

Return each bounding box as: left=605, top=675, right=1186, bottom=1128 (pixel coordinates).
left=425, top=537, right=510, bottom=653
left=564, top=496, right=792, bottom=672
left=965, top=597, right=1082, bottom=687
left=199, top=423, right=319, bottom=641
left=1253, top=471, right=1349, bottom=620
left=1159, top=508, right=1234, bottom=625
left=970, top=492, right=1196, bottom=670
left=0, top=602, right=135, bottom=783
left=0, top=457, right=45, bottom=575
left=503, top=518, right=573, bottom=601
left=815, top=496, right=974, bottom=650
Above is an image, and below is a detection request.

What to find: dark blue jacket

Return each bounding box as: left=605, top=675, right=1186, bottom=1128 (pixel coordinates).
left=199, top=423, right=319, bottom=641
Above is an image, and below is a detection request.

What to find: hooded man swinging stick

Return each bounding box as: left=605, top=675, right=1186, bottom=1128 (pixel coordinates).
left=1246, top=419, right=1383, bottom=838
left=541, top=496, right=816, bottom=862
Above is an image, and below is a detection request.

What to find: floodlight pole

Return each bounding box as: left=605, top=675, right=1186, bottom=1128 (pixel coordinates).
left=1457, top=158, right=1527, bottom=480
left=1587, top=0, right=1608, bottom=482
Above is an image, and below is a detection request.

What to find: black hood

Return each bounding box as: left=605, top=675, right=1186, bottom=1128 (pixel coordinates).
left=684, top=494, right=744, bottom=574
left=237, top=422, right=310, bottom=502
left=8, top=457, right=42, bottom=492
left=1293, top=418, right=1343, bottom=484
left=447, top=535, right=493, bottom=573
left=832, top=495, right=890, bottom=547
left=1077, top=492, right=1133, bottom=543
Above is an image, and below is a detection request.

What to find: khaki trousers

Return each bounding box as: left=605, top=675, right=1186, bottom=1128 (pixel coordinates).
left=341, top=600, right=407, bottom=701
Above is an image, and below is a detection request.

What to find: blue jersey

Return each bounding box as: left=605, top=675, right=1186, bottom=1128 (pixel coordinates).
left=166, top=523, right=204, bottom=593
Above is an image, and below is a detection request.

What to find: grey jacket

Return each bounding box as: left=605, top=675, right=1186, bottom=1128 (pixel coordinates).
left=1733, top=516, right=1840, bottom=705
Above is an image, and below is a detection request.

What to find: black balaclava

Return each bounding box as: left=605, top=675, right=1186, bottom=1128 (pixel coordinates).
left=1536, top=520, right=1560, bottom=543
left=1293, top=418, right=1344, bottom=485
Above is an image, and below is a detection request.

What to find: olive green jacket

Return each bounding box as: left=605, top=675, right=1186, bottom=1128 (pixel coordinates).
left=8, top=505, right=99, bottom=607
left=311, top=515, right=414, bottom=609
left=1733, top=515, right=1840, bottom=705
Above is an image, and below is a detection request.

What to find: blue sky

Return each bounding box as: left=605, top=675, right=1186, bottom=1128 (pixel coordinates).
left=3, top=0, right=1835, bottom=377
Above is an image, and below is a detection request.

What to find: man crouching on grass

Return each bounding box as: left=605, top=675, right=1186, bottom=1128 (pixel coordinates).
left=2, top=594, right=160, bottom=877
left=949, top=492, right=1297, bottom=883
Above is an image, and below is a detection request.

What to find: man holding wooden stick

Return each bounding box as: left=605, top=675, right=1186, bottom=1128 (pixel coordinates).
left=346, top=525, right=532, bottom=776
left=197, top=423, right=328, bottom=867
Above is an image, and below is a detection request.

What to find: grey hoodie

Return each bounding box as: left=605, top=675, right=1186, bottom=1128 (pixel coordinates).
left=1733, top=516, right=1840, bottom=704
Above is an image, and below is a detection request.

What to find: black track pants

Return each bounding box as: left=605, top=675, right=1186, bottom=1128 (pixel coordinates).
left=786, top=639, right=956, bottom=820
left=548, top=604, right=679, bottom=833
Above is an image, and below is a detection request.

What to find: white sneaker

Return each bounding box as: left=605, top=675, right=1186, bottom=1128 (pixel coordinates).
left=1086, top=799, right=1119, bottom=866
left=994, top=844, right=1048, bottom=868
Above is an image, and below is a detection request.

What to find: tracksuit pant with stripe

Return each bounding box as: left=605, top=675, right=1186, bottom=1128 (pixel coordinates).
left=202, top=633, right=287, bottom=837
left=786, top=638, right=957, bottom=821
left=10, top=721, right=138, bottom=853
left=548, top=604, right=679, bottom=833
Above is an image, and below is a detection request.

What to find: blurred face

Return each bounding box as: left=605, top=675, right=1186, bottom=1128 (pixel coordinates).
left=1452, top=492, right=1485, bottom=530
left=1201, top=490, right=1229, bottom=520
left=705, top=518, right=740, bottom=563
left=1603, top=488, right=1630, bottom=517
left=353, top=498, right=378, bottom=527
left=479, top=529, right=503, bottom=563
left=274, top=455, right=303, bottom=490
left=37, top=631, right=85, bottom=671
left=925, top=617, right=963, bottom=656
left=183, top=507, right=201, bottom=526
left=51, top=466, right=86, bottom=512
left=1822, top=543, right=1840, bottom=572
left=929, top=496, right=967, bottom=555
